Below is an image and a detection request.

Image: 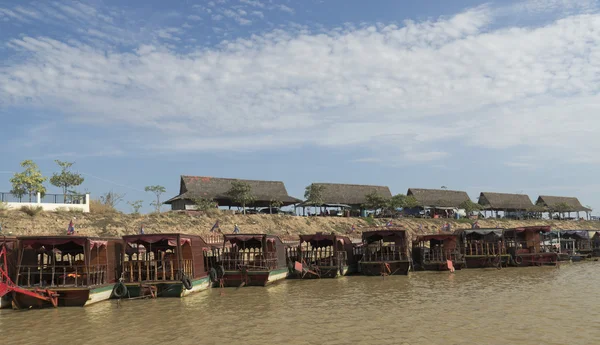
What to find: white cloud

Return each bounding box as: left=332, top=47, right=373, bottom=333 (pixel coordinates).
left=188, top=14, right=202, bottom=21
left=516, top=0, right=597, bottom=13
left=251, top=10, right=264, bottom=18
left=212, top=14, right=224, bottom=21
left=240, top=0, right=265, bottom=8
left=2, top=5, right=600, bottom=165
left=276, top=4, right=294, bottom=14
left=155, top=27, right=184, bottom=41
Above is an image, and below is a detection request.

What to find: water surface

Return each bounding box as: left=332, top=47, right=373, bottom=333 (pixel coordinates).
left=1, top=263, right=599, bottom=345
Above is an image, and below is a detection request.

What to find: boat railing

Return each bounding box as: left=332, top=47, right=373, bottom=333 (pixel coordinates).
left=287, top=247, right=347, bottom=267
left=222, top=251, right=279, bottom=271
left=423, top=249, right=463, bottom=263
left=464, top=241, right=506, bottom=256
left=361, top=244, right=408, bottom=262
left=122, top=259, right=193, bottom=283
left=506, top=240, right=556, bottom=254
left=16, top=264, right=108, bottom=288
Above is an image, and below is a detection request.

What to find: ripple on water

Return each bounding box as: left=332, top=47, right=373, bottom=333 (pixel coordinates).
left=1, top=263, right=600, bottom=345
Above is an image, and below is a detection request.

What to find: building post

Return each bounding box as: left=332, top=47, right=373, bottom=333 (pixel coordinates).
left=36, top=192, right=41, bottom=204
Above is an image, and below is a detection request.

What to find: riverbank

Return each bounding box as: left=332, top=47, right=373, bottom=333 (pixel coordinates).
left=1, top=209, right=599, bottom=239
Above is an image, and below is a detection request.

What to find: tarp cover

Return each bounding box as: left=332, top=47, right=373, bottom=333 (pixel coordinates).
left=20, top=237, right=87, bottom=247
left=558, top=230, right=589, bottom=239
left=461, top=229, right=503, bottom=237
left=418, top=234, right=457, bottom=242
left=508, top=226, right=551, bottom=233
left=89, top=240, right=107, bottom=249
left=362, top=229, right=407, bottom=243
left=123, top=234, right=191, bottom=247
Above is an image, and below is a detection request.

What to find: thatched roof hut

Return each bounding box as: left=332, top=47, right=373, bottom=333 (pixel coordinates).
left=301, top=183, right=392, bottom=208
left=164, top=176, right=301, bottom=210
left=535, top=195, right=591, bottom=212
left=478, top=192, right=533, bottom=211
left=406, top=188, right=470, bottom=208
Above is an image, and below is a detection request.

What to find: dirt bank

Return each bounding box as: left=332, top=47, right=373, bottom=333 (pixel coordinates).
left=1, top=209, right=599, bottom=240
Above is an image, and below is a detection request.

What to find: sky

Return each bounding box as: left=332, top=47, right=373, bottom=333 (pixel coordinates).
left=1, top=0, right=599, bottom=213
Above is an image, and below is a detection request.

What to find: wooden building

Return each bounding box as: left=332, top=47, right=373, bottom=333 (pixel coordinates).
left=299, top=183, right=392, bottom=216
left=164, top=175, right=301, bottom=210
left=406, top=188, right=470, bottom=217
left=478, top=192, right=534, bottom=218
left=535, top=195, right=591, bottom=219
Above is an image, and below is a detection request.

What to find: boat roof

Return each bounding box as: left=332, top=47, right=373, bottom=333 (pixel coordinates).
left=506, top=226, right=551, bottom=234
left=362, top=227, right=407, bottom=242
left=123, top=233, right=203, bottom=242
left=299, top=233, right=351, bottom=246
left=416, top=234, right=457, bottom=242
left=456, top=228, right=504, bottom=238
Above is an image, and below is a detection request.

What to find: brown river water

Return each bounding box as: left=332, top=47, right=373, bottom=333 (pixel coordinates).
left=1, top=262, right=599, bottom=345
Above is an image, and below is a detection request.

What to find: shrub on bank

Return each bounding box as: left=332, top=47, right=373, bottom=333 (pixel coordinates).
left=90, top=199, right=118, bottom=214
left=19, top=205, right=43, bottom=217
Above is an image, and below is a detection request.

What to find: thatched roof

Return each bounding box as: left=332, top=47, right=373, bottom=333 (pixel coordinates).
left=304, top=183, right=392, bottom=206
left=406, top=188, right=470, bottom=208
left=478, top=192, right=533, bottom=211
left=164, top=176, right=301, bottom=207
left=535, top=195, right=591, bottom=212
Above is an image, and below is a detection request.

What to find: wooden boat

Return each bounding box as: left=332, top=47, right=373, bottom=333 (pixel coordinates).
left=591, top=232, right=600, bottom=257
left=12, top=236, right=122, bottom=308
left=287, top=232, right=357, bottom=278
left=505, top=226, right=559, bottom=267
left=358, top=227, right=410, bottom=276
left=0, top=236, right=18, bottom=309
left=558, top=231, right=592, bottom=260
left=455, top=229, right=511, bottom=268
left=219, top=234, right=288, bottom=287
left=412, top=234, right=465, bottom=271
left=121, top=234, right=212, bottom=298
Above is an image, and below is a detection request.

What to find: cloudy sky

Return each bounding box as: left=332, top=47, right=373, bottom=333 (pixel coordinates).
left=0, top=0, right=599, bottom=212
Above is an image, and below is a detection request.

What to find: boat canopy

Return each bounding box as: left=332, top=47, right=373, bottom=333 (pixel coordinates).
left=416, top=234, right=457, bottom=242
left=458, top=229, right=504, bottom=239
left=299, top=233, right=348, bottom=247
left=18, top=236, right=108, bottom=252
left=362, top=227, right=407, bottom=243
left=224, top=234, right=278, bottom=249
left=123, top=234, right=191, bottom=247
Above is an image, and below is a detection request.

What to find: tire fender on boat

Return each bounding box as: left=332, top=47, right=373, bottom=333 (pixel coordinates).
left=182, top=275, right=193, bottom=290
left=113, top=281, right=128, bottom=298
left=515, top=256, right=523, bottom=264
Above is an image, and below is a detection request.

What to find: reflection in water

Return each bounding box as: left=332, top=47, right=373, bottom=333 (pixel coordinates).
left=1, top=263, right=600, bottom=345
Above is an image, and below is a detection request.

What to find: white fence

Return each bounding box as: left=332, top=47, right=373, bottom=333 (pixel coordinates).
left=1, top=192, right=90, bottom=213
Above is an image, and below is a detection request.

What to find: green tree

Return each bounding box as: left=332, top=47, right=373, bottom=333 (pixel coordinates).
left=551, top=202, right=571, bottom=219
left=191, top=197, right=217, bottom=211
left=269, top=199, right=283, bottom=214
left=226, top=181, right=254, bottom=215
left=128, top=200, right=144, bottom=214
left=10, top=160, right=47, bottom=202
left=459, top=200, right=482, bottom=217
left=304, top=183, right=325, bottom=215
left=402, top=195, right=420, bottom=209
left=145, top=185, right=167, bottom=213
left=385, top=194, right=407, bottom=214
left=363, top=191, right=389, bottom=214
left=50, top=160, right=84, bottom=200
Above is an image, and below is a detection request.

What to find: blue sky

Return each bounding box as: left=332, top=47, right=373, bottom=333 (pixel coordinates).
left=1, top=0, right=599, bottom=213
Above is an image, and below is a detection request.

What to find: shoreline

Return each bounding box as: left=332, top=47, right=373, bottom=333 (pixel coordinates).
left=1, top=210, right=599, bottom=239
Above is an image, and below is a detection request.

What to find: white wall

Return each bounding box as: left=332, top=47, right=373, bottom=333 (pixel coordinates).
left=4, top=193, right=90, bottom=213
